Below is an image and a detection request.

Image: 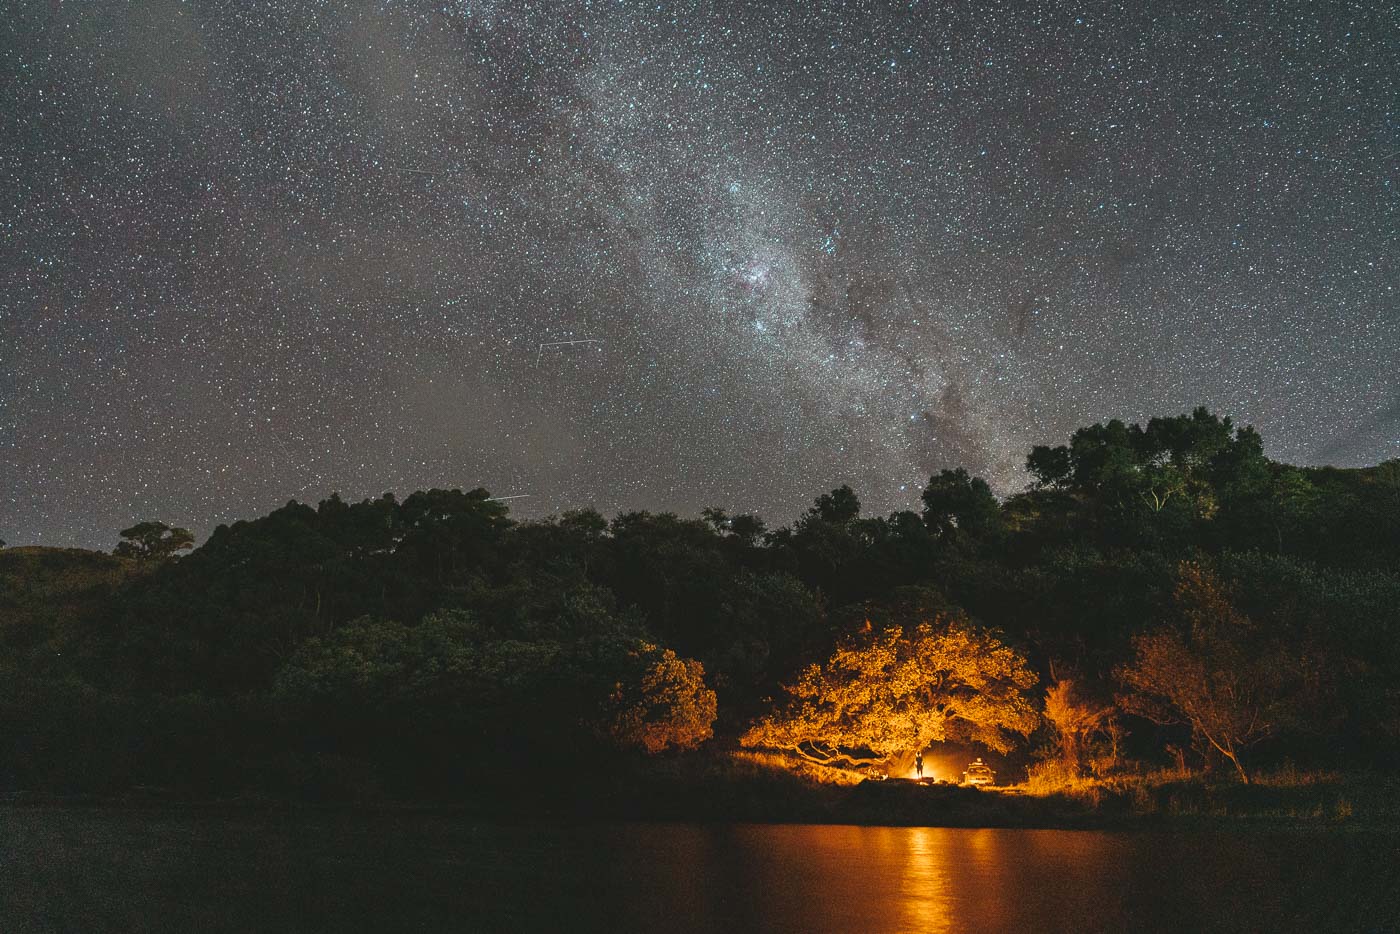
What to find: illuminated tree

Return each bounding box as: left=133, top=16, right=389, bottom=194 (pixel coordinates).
left=1117, top=563, right=1302, bottom=783
left=604, top=643, right=717, bottom=754
left=1042, top=679, right=1115, bottom=776
left=741, top=617, right=1039, bottom=768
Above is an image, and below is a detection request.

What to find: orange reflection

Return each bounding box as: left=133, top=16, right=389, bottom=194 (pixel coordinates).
left=899, top=827, right=954, bottom=934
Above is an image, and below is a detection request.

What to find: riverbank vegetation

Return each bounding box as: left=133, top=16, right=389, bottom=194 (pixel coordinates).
left=2, top=408, right=1399, bottom=825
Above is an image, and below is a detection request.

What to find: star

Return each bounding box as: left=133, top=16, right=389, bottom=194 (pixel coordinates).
left=3, top=1, right=1396, bottom=547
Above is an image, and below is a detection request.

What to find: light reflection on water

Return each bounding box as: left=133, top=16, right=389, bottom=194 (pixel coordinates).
left=900, top=826, right=953, bottom=934
left=2, top=808, right=1398, bottom=932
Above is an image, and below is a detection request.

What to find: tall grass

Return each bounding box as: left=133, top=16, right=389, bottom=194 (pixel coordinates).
left=729, top=750, right=867, bottom=786
left=1015, top=760, right=1397, bottom=824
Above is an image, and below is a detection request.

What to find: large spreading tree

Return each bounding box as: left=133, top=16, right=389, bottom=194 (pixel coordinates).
left=113, top=521, right=195, bottom=562
left=741, top=616, right=1039, bottom=768
left=1117, top=563, right=1310, bottom=783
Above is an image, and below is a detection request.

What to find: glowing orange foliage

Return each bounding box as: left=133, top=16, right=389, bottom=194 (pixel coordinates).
left=741, top=617, right=1038, bottom=766
left=606, top=643, right=718, bottom=754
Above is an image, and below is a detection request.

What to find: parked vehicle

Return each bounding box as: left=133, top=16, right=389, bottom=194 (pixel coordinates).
left=961, top=758, right=995, bottom=786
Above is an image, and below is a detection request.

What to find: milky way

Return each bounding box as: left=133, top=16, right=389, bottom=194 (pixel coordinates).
left=4, top=1, right=1398, bottom=548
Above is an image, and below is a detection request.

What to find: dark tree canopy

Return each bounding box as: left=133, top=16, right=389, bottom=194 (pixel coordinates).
left=1027, top=407, right=1267, bottom=509
left=113, top=521, right=195, bottom=562
left=2, top=408, right=1399, bottom=798
left=807, top=485, right=862, bottom=525
left=921, top=468, right=1001, bottom=539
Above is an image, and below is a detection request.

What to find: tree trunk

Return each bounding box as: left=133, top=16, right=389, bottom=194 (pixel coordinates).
left=1199, top=729, right=1250, bottom=784
left=1209, top=738, right=1250, bottom=783
left=1226, top=751, right=1250, bottom=784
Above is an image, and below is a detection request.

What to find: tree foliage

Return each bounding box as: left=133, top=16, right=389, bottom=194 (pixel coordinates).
left=113, top=521, right=194, bottom=562
left=276, top=611, right=716, bottom=759
left=1117, top=563, right=1310, bottom=782
left=922, top=468, right=1002, bottom=539
left=1026, top=407, right=1265, bottom=522
left=4, top=408, right=1400, bottom=796
left=603, top=643, right=717, bottom=754
left=1041, top=679, right=1115, bottom=777
left=741, top=617, right=1038, bottom=766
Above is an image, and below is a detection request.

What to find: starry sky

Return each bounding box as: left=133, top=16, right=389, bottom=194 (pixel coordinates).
left=4, top=0, right=1398, bottom=549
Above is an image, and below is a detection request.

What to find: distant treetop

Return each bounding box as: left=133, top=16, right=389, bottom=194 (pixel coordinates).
left=113, top=521, right=195, bottom=562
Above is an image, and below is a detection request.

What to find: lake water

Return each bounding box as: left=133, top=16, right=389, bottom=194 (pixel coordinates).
left=2, top=807, right=1397, bottom=932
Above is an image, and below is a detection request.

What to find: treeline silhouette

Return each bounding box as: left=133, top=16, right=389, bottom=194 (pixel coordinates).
left=2, top=407, right=1398, bottom=799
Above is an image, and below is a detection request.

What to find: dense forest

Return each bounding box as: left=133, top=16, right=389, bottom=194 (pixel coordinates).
left=3, top=408, right=1399, bottom=803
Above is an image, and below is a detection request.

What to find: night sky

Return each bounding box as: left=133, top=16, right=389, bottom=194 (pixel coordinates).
left=4, top=1, right=1397, bottom=549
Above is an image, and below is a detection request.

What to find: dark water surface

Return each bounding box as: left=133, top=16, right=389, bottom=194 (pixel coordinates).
left=2, top=807, right=1397, bottom=932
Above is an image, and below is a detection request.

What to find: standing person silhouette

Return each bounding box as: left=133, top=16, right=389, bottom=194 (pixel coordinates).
left=914, top=751, right=924, bottom=779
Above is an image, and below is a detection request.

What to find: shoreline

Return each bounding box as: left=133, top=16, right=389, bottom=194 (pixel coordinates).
left=3, top=772, right=1393, bottom=833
